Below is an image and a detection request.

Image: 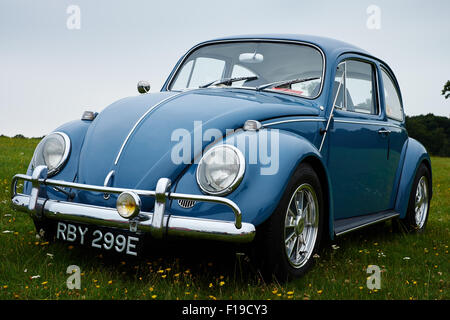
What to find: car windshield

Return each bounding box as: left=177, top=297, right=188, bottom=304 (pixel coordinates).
left=168, top=41, right=324, bottom=98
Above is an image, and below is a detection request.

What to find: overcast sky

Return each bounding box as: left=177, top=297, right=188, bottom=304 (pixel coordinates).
left=1, top=0, right=449, bottom=137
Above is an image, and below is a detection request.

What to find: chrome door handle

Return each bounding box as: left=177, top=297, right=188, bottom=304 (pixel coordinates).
left=378, top=129, right=391, bottom=135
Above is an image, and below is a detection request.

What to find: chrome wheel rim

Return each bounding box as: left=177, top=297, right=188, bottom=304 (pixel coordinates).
left=414, top=176, right=429, bottom=229
left=284, top=183, right=319, bottom=268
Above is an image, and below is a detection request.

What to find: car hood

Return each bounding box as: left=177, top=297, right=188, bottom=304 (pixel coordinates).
left=77, top=88, right=319, bottom=192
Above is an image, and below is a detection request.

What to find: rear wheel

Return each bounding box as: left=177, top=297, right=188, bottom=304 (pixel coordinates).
left=254, top=163, right=324, bottom=281
left=400, top=164, right=431, bottom=233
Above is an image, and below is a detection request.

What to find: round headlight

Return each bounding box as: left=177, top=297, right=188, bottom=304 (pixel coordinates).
left=116, top=191, right=141, bottom=219
left=32, top=132, right=70, bottom=176
left=196, top=145, right=245, bottom=195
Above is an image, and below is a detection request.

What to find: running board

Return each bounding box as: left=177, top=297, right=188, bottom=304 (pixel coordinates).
left=334, top=211, right=400, bottom=236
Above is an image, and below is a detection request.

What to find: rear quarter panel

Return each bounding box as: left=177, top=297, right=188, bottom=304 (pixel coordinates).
left=395, top=137, right=432, bottom=218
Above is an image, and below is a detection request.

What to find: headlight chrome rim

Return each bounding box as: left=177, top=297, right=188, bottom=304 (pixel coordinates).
left=32, top=132, right=71, bottom=177
left=196, top=144, right=245, bottom=196
left=116, top=191, right=141, bottom=219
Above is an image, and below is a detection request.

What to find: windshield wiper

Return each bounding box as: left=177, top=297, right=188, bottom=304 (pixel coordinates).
left=199, top=76, right=258, bottom=88
left=256, top=77, right=320, bottom=91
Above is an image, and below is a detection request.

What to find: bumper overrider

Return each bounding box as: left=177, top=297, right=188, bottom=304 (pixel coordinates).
left=11, top=166, right=256, bottom=243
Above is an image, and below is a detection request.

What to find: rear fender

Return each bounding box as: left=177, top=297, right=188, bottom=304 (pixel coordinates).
left=395, top=138, right=432, bottom=218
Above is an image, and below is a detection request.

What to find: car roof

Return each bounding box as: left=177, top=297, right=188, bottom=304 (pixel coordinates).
left=202, top=34, right=370, bottom=58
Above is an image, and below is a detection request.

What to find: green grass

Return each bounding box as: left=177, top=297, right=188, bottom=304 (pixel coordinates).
left=0, top=136, right=448, bottom=300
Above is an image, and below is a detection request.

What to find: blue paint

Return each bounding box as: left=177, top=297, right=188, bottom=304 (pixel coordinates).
left=24, top=35, right=431, bottom=239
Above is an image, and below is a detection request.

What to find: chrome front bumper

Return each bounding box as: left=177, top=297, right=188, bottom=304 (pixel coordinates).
left=11, top=166, right=256, bottom=243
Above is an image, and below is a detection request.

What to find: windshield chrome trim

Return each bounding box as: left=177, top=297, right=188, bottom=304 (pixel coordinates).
left=166, top=38, right=326, bottom=100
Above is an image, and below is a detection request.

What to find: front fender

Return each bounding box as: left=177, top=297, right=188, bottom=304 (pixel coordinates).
left=395, top=138, right=432, bottom=219
left=170, top=128, right=333, bottom=234
left=23, top=119, right=91, bottom=198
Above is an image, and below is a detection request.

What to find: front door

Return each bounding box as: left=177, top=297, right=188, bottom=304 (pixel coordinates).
left=326, top=58, right=393, bottom=219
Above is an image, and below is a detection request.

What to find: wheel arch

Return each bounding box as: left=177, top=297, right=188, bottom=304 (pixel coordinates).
left=301, top=155, right=334, bottom=241
left=395, top=138, right=432, bottom=219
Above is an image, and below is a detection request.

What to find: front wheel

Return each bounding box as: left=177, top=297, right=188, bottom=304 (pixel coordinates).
left=254, top=163, right=324, bottom=282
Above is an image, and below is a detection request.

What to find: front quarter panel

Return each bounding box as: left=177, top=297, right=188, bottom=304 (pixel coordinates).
left=395, top=137, right=432, bottom=218
left=170, top=128, right=332, bottom=230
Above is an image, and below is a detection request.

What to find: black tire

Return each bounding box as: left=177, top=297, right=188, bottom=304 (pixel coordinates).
left=253, top=163, right=324, bottom=282
left=399, top=163, right=431, bottom=233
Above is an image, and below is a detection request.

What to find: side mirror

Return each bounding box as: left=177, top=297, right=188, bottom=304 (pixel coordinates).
left=137, top=80, right=150, bottom=94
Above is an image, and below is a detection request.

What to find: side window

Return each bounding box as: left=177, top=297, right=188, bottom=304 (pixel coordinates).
left=345, top=60, right=377, bottom=114
left=332, top=60, right=378, bottom=115
left=171, top=57, right=225, bottom=89
left=381, top=68, right=403, bottom=121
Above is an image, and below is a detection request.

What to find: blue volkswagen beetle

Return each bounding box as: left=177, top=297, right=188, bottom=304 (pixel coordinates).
left=11, top=35, right=432, bottom=280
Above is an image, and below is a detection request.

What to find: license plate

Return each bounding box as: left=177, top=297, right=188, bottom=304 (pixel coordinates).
left=54, top=221, right=141, bottom=256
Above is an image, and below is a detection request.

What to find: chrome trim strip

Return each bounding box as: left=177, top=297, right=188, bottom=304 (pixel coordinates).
left=103, top=170, right=115, bottom=200
left=114, top=92, right=185, bottom=165
left=103, top=170, right=115, bottom=187
left=334, top=119, right=402, bottom=129
left=11, top=194, right=255, bottom=243
left=335, top=212, right=399, bottom=236
left=262, top=118, right=326, bottom=127
left=166, top=38, right=327, bottom=100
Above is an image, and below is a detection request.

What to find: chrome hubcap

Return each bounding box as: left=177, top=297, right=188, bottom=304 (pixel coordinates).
left=414, top=176, right=429, bottom=229
left=284, top=183, right=319, bottom=268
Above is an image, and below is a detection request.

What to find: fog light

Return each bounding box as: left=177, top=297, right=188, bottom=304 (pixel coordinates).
left=116, top=191, right=141, bottom=219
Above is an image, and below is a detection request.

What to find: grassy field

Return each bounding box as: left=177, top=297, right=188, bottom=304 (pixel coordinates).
left=0, top=136, right=448, bottom=300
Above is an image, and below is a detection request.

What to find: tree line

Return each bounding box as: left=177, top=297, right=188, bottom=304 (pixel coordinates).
left=405, top=113, right=450, bottom=157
